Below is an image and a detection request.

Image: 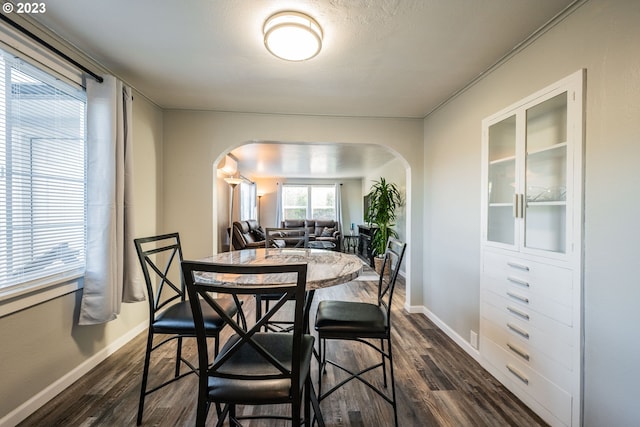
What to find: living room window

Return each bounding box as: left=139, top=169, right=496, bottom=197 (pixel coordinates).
left=282, top=184, right=336, bottom=220
left=0, top=47, right=87, bottom=300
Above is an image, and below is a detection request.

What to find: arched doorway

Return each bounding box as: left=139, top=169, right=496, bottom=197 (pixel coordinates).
left=213, top=140, right=415, bottom=307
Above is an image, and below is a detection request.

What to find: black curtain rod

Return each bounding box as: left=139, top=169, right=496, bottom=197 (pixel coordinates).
left=0, top=13, right=103, bottom=83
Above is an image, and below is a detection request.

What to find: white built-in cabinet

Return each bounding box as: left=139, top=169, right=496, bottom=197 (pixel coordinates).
left=480, top=70, right=584, bottom=427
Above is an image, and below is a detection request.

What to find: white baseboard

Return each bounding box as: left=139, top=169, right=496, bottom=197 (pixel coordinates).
left=403, top=304, right=480, bottom=363
left=0, top=321, right=148, bottom=427
left=404, top=303, right=423, bottom=314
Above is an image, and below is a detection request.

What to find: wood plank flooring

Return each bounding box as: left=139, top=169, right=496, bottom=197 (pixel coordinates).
left=19, top=266, right=548, bottom=426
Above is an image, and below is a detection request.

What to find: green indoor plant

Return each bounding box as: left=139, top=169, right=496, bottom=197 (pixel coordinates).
left=365, top=177, right=402, bottom=274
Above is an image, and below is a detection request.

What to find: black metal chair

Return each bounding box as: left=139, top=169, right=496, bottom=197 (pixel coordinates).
left=134, top=233, right=239, bottom=425
left=314, top=238, right=407, bottom=427
left=255, top=227, right=310, bottom=333
left=182, top=260, right=317, bottom=427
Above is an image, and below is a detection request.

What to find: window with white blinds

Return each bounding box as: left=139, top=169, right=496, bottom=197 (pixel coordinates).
left=281, top=184, right=336, bottom=220
left=0, top=47, right=87, bottom=296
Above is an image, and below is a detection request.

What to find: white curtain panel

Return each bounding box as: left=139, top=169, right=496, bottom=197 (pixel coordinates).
left=275, top=182, right=283, bottom=227
left=79, top=75, right=144, bottom=325
left=335, top=183, right=343, bottom=232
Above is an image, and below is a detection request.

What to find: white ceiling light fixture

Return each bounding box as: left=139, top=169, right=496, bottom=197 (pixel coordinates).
left=263, top=11, right=323, bottom=61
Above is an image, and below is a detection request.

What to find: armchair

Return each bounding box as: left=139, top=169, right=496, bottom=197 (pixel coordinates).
left=231, top=220, right=265, bottom=250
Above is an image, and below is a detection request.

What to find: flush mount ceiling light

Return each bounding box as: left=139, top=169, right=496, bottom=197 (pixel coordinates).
left=263, top=11, right=323, bottom=61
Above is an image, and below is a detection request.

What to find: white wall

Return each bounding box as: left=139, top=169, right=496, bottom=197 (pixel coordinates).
left=0, top=91, right=164, bottom=422
left=162, top=111, right=424, bottom=306
left=363, top=157, right=408, bottom=247
left=423, top=1, right=640, bottom=425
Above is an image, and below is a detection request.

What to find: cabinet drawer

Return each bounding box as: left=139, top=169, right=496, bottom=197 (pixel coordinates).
left=482, top=289, right=576, bottom=349
left=483, top=251, right=573, bottom=324
left=482, top=271, right=572, bottom=326
left=481, top=301, right=573, bottom=383
left=481, top=335, right=572, bottom=427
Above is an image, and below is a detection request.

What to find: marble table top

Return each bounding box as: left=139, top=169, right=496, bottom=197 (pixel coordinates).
left=199, top=248, right=363, bottom=290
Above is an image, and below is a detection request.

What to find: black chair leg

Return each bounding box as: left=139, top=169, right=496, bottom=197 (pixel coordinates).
left=229, top=404, right=238, bottom=427
left=136, top=329, right=154, bottom=425
left=213, top=403, right=229, bottom=427
left=316, top=336, right=398, bottom=427
left=381, top=338, right=387, bottom=387
left=304, top=377, right=311, bottom=425
left=309, top=379, right=325, bottom=427
left=292, top=393, right=302, bottom=427
left=317, top=337, right=326, bottom=397
left=195, top=395, right=207, bottom=427
left=175, top=336, right=183, bottom=377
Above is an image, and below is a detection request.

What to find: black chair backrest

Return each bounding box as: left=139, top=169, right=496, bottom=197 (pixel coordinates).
left=378, top=238, right=407, bottom=320
left=264, top=227, right=309, bottom=249
left=182, top=261, right=308, bottom=384
left=134, top=233, right=185, bottom=318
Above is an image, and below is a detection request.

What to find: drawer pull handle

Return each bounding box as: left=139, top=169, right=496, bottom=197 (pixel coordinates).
left=507, top=323, right=530, bottom=339
left=507, top=291, right=529, bottom=304
left=507, top=364, right=529, bottom=385
left=507, top=306, right=530, bottom=320
left=507, top=342, right=530, bottom=361
left=507, top=261, right=530, bottom=271
left=507, top=276, right=530, bottom=287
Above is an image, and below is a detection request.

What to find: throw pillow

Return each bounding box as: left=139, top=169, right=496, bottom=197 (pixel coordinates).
left=321, top=227, right=334, bottom=237
left=252, top=226, right=265, bottom=240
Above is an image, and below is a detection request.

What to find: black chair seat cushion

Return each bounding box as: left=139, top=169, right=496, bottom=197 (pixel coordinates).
left=153, top=298, right=238, bottom=334
left=315, top=300, right=388, bottom=338
left=207, top=332, right=314, bottom=403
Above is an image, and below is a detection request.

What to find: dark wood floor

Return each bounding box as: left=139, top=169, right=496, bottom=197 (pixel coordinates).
left=19, top=267, right=548, bottom=427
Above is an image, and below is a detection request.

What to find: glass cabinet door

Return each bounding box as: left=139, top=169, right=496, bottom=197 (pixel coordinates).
left=524, top=92, right=568, bottom=253
left=487, top=115, right=516, bottom=246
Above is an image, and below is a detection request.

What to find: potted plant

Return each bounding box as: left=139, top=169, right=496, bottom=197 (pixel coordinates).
left=365, top=177, right=402, bottom=275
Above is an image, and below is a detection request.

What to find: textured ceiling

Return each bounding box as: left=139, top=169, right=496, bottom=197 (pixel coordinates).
left=34, top=0, right=576, bottom=118
left=32, top=0, right=578, bottom=178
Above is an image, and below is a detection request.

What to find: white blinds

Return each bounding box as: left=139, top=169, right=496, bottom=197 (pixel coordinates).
left=282, top=184, right=336, bottom=220
left=0, top=48, right=87, bottom=294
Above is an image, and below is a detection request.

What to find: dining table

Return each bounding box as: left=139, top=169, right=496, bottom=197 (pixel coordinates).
left=199, top=247, right=362, bottom=329
left=197, top=247, right=363, bottom=426
left=200, top=247, right=362, bottom=288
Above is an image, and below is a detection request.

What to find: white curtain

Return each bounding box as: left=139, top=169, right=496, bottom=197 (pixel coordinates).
left=275, top=182, right=283, bottom=227
left=79, top=75, right=144, bottom=325
left=335, top=183, right=343, bottom=232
